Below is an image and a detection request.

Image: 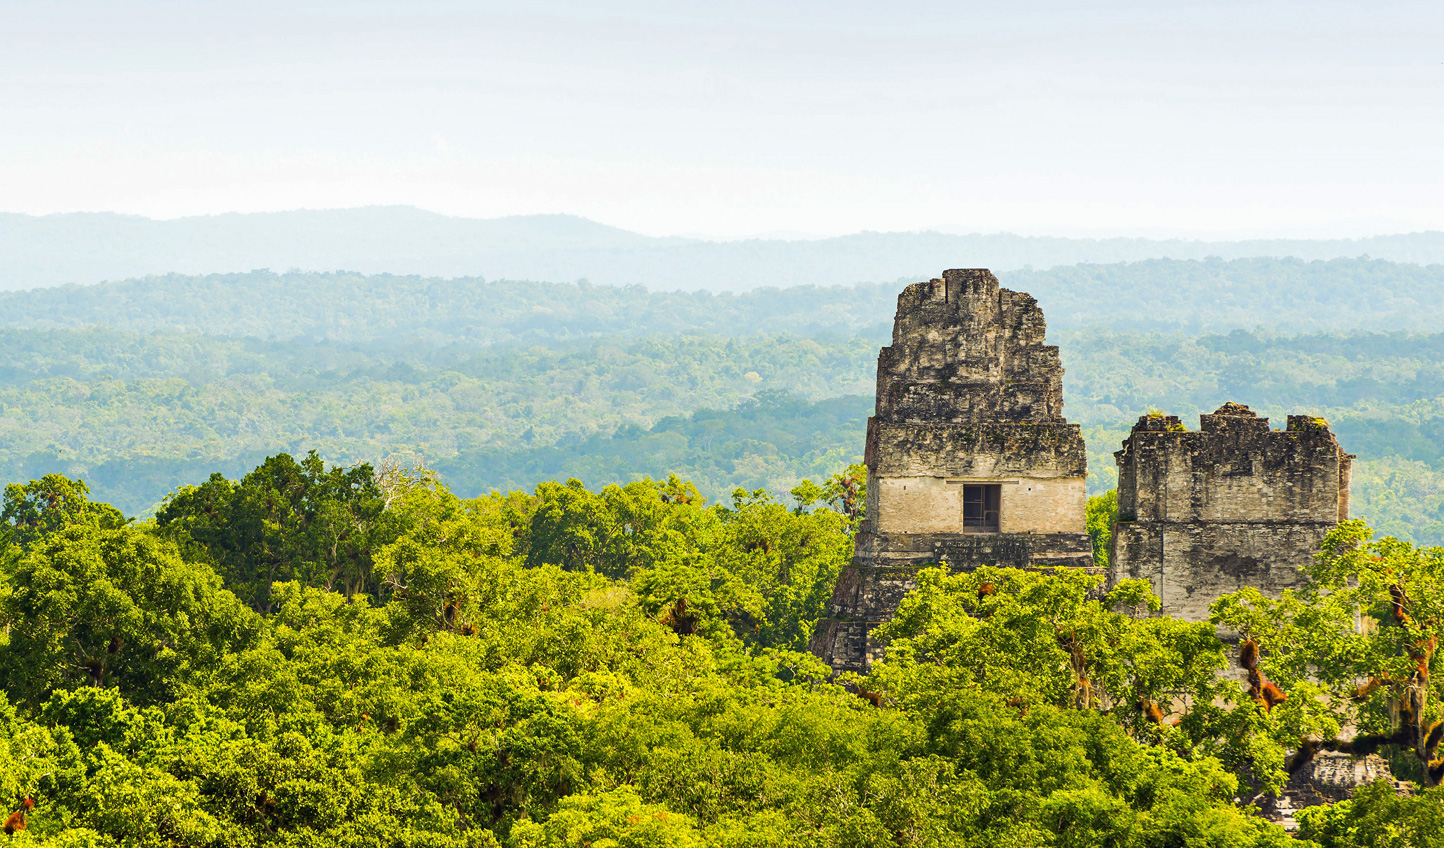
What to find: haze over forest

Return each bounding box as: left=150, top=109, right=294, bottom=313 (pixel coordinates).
left=5, top=234, right=1444, bottom=547
left=7, top=207, right=1444, bottom=291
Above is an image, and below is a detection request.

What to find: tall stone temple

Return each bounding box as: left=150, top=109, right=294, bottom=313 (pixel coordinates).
left=810, top=269, right=1094, bottom=674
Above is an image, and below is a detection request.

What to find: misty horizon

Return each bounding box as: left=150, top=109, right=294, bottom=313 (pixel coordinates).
left=7, top=204, right=1444, bottom=245
left=8, top=205, right=1444, bottom=293
left=5, top=0, right=1441, bottom=240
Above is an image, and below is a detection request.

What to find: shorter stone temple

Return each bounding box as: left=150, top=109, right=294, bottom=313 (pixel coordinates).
left=811, top=269, right=1093, bottom=674
left=1109, top=403, right=1353, bottom=621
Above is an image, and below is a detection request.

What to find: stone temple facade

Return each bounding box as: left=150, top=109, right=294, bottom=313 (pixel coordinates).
left=1109, top=403, right=1353, bottom=621
left=810, top=269, right=1093, bottom=674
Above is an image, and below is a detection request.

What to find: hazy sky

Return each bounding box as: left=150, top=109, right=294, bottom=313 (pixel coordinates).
left=3, top=0, right=1441, bottom=239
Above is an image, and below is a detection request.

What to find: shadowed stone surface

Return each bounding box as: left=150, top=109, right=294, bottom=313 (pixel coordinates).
left=1252, top=752, right=1407, bottom=831
left=1109, top=403, right=1353, bottom=621
left=810, top=269, right=1092, bottom=673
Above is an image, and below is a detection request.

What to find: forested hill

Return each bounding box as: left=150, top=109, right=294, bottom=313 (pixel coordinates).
left=4, top=321, right=1444, bottom=544
left=6, top=254, right=1444, bottom=543
left=4, top=256, right=1444, bottom=339
left=5, top=206, right=1444, bottom=290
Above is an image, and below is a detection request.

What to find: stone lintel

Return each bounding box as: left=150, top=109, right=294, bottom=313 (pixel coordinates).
left=868, top=419, right=1087, bottom=478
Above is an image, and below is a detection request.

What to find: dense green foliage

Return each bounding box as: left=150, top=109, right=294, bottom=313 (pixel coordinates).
left=1085, top=491, right=1118, bottom=569
left=155, top=452, right=395, bottom=610
left=1210, top=520, right=1444, bottom=787
left=435, top=392, right=869, bottom=501
left=0, top=328, right=875, bottom=514
left=2, top=459, right=1439, bottom=846
left=1297, top=782, right=1444, bottom=847
left=2, top=475, right=127, bottom=552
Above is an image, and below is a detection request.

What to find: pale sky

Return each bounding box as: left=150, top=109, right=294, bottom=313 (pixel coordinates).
left=2, top=0, right=1441, bottom=239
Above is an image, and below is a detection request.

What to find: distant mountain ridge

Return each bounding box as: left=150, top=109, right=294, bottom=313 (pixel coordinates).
left=4, top=206, right=1444, bottom=291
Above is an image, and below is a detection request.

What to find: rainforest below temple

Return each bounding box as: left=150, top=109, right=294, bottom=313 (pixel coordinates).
left=5, top=258, right=1444, bottom=845
left=2, top=458, right=1443, bottom=845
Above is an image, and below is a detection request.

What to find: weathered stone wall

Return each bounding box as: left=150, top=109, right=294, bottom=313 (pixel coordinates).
left=811, top=269, right=1094, bottom=674
left=1253, top=752, right=1409, bottom=832
left=874, top=273, right=1067, bottom=425
left=1113, top=522, right=1328, bottom=621
left=867, top=421, right=1087, bottom=478
left=1109, top=403, right=1353, bottom=621
left=872, top=476, right=1084, bottom=536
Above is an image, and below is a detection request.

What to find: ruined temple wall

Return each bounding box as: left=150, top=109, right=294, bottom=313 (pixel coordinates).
left=1338, top=454, right=1353, bottom=522
left=1113, top=522, right=1323, bottom=621
left=1118, top=428, right=1346, bottom=527
left=1110, top=406, right=1351, bottom=622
